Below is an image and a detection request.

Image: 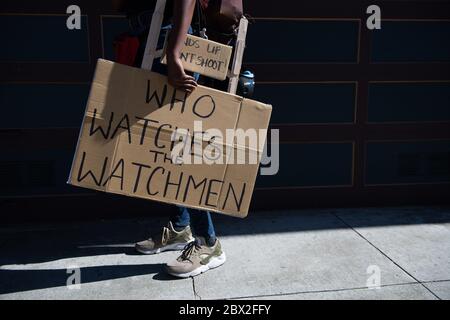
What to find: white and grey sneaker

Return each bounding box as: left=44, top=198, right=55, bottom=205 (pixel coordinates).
left=165, top=237, right=226, bottom=278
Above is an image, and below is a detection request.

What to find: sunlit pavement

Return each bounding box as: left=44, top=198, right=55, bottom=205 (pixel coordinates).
left=1, top=206, right=449, bottom=300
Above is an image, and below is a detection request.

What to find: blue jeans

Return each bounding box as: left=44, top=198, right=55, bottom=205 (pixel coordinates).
left=171, top=207, right=216, bottom=241
left=131, top=20, right=216, bottom=242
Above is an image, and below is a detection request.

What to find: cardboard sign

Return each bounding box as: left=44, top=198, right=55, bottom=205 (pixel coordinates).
left=161, top=34, right=232, bottom=81
left=68, top=59, right=272, bottom=218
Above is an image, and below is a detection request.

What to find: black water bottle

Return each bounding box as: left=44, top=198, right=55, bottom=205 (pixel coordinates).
left=237, top=70, right=255, bottom=98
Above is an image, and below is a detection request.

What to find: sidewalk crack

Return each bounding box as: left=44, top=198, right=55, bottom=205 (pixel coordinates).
left=226, top=281, right=420, bottom=300
left=332, top=212, right=442, bottom=300
left=191, top=277, right=202, bottom=300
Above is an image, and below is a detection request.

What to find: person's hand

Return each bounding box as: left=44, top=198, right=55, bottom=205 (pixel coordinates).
left=167, top=55, right=197, bottom=93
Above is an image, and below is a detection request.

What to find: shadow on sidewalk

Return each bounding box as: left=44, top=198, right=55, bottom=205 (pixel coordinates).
left=1, top=206, right=449, bottom=294
left=0, top=263, right=182, bottom=295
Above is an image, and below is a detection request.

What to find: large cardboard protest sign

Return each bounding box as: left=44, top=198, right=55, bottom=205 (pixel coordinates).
left=68, top=59, right=271, bottom=217
left=161, top=34, right=232, bottom=81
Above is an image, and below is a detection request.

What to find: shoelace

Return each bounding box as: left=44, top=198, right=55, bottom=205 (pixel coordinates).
left=180, top=241, right=201, bottom=261
left=160, top=227, right=170, bottom=245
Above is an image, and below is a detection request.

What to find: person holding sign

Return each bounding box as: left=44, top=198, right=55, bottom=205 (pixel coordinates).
left=112, top=0, right=243, bottom=278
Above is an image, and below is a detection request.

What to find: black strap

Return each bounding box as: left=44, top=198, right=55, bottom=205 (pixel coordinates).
left=195, top=0, right=207, bottom=36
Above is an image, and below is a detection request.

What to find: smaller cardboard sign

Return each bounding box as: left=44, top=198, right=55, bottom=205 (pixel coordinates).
left=161, top=33, right=232, bottom=81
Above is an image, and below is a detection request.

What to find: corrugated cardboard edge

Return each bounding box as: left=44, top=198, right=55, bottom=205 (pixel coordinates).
left=67, top=59, right=113, bottom=185
left=225, top=99, right=272, bottom=218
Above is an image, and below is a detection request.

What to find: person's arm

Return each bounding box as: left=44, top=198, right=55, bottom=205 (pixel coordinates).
left=166, top=0, right=197, bottom=93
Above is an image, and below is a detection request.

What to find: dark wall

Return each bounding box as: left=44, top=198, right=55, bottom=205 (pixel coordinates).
left=1, top=0, right=449, bottom=222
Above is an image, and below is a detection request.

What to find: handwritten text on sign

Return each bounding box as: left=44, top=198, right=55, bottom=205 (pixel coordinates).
left=68, top=60, right=272, bottom=217
left=161, top=34, right=232, bottom=81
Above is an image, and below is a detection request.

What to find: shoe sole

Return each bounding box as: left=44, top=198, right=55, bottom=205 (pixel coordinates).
left=167, top=252, right=227, bottom=278
left=135, top=239, right=194, bottom=255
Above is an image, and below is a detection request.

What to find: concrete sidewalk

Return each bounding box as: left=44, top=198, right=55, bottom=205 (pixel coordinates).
left=1, top=206, right=449, bottom=300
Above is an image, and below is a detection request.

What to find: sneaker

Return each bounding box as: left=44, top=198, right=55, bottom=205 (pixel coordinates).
left=165, top=237, right=226, bottom=278
left=135, top=222, right=194, bottom=255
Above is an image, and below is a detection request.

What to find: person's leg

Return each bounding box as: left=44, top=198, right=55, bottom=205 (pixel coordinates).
left=168, top=205, right=217, bottom=245
left=165, top=208, right=227, bottom=278
left=188, top=209, right=217, bottom=246
left=135, top=206, right=194, bottom=254
left=170, top=206, right=191, bottom=231
left=165, top=208, right=225, bottom=278
left=132, top=21, right=196, bottom=254
left=130, top=18, right=223, bottom=270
